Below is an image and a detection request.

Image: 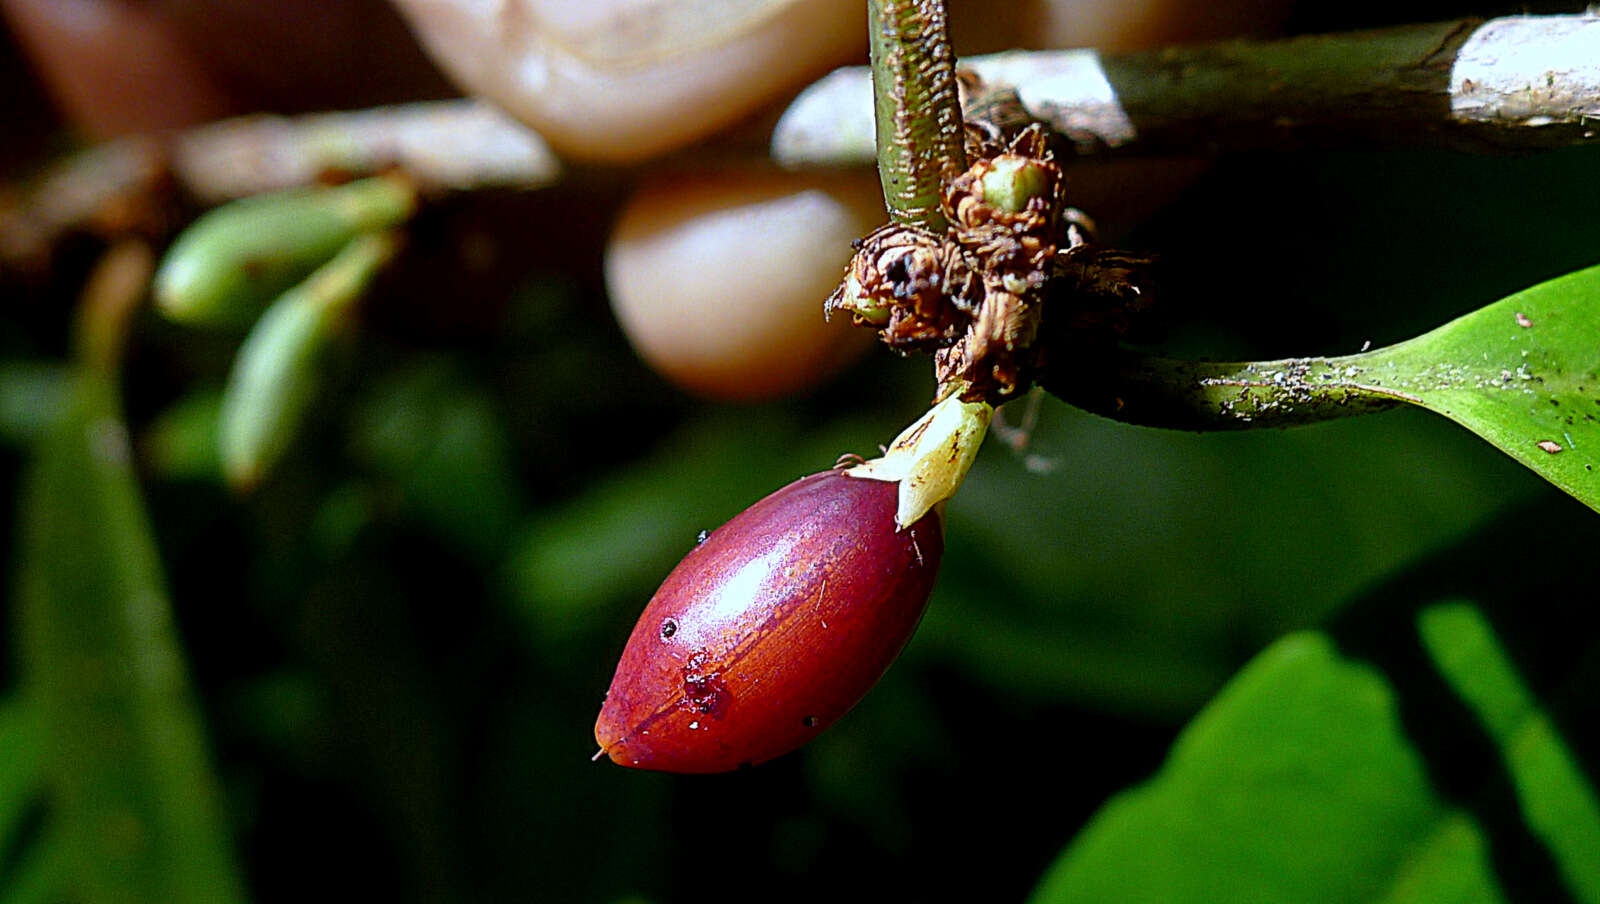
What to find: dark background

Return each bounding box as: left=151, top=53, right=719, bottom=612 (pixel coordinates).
left=2, top=2, right=1597, bottom=901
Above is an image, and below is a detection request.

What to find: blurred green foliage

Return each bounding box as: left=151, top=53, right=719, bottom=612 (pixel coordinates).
left=1036, top=632, right=1492, bottom=903
left=13, top=291, right=246, bottom=903
left=1032, top=499, right=1600, bottom=903
left=3, top=42, right=1600, bottom=904
left=0, top=698, right=44, bottom=877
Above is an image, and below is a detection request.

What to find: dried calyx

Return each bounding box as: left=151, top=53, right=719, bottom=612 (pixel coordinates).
left=828, top=124, right=1151, bottom=406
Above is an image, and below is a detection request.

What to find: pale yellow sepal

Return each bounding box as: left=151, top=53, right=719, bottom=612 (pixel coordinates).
left=845, top=394, right=992, bottom=529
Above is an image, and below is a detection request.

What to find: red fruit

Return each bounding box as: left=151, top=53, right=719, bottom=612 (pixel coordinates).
left=594, top=468, right=943, bottom=773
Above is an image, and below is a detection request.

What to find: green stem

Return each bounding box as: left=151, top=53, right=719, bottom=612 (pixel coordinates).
left=1039, top=349, right=1411, bottom=431
left=868, top=0, right=966, bottom=231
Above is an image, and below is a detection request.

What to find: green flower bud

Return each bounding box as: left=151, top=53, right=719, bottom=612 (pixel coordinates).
left=219, top=232, right=398, bottom=492
left=155, top=176, right=414, bottom=328
left=978, top=155, right=1052, bottom=214
left=828, top=270, right=892, bottom=326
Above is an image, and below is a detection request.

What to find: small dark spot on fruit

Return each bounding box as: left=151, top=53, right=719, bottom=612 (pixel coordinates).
left=851, top=237, right=864, bottom=250
left=659, top=618, right=678, bottom=640
left=682, top=661, right=731, bottom=719
left=802, top=715, right=819, bottom=728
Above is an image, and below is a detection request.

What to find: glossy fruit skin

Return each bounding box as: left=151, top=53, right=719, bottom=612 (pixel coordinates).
left=595, top=469, right=942, bottom=773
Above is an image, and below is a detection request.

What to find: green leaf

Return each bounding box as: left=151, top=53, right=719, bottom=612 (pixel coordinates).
left=1029, top=501, right=1600, bottom=904
left=1417, top=603, right=1600, bottom=899
left=1363, top=263, right=1600, bottom=513
left=1031, top=633, right=1502, bottom=903
left=1050, top=264, right=1600, bottom=512
left=15, top=282, right=247, bottom=902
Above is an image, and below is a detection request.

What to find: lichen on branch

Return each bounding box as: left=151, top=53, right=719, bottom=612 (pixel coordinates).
left=776, top=13, right=1600, bottom=166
